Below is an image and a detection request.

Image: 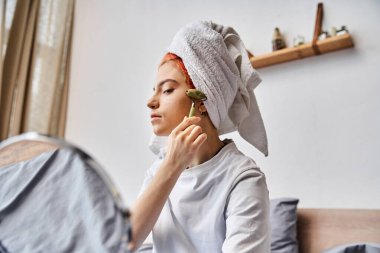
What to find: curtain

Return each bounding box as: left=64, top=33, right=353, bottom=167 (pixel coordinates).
left=0, top=0, right=75, bottom=141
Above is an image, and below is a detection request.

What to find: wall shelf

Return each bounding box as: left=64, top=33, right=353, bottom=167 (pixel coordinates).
left=250, top=33, right=354, bottom=69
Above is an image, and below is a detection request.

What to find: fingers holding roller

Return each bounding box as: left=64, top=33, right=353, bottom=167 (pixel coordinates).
left=192, top=131, right=207, bottom=149
left=172, top=116, right=201, bottom=136
left=187, top=125, right=203, bottom=143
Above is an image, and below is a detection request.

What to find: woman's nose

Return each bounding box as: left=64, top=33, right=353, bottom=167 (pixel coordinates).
left=147, top=95, right=158, bottom=109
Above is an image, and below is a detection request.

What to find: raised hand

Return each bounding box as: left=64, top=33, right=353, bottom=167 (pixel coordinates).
left=164, top=116, right=207, bottom=172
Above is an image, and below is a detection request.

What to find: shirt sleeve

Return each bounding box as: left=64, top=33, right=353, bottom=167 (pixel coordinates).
left=222, top=169, right=270, bottom=253
left=137, top=159, right=162, bottom=197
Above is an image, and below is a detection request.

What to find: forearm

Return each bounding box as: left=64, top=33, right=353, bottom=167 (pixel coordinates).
left=128, top=160, right=182, bottom=251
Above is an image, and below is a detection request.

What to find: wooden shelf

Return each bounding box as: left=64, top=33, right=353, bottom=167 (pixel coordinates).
left=250, top=33, right=354, bottom=69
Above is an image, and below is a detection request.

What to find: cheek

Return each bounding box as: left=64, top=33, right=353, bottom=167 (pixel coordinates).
left=165, top=94, right=191, bottom=111
left=178, top=98, right=192, bottom=114
left=177, top=98, right=191, bottom=110
left=163, top=95, right=192, bottom=122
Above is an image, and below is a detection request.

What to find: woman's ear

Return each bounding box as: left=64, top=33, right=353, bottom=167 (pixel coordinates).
left=199, top=102, right=207, bottom=115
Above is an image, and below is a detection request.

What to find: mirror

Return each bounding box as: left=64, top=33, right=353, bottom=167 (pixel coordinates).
left=0, top=132, right=131, bottom=252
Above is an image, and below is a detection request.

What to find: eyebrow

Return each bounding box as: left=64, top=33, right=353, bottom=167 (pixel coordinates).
left=153, top=79, right=179, bottom=91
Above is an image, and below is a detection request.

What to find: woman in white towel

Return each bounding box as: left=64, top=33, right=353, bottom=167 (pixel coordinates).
left=129, top=21, right=270, bottom=253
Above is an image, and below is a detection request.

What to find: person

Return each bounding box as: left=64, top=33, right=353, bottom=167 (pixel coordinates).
left=128, top=21, right=270, bottom=253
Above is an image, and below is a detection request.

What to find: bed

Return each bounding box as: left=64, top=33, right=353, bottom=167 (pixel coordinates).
left=297, top=208, right=380, bottom=253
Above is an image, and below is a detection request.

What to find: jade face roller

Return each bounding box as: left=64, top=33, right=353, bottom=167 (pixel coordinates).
left=185, top=89, right=208, bottom=117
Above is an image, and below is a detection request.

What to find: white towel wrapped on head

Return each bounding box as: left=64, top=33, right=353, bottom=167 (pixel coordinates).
left=167, top=20, right=268, bottom=156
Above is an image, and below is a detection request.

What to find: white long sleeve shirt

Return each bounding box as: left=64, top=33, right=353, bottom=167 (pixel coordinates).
left=140, top=140, right=270, bottom=253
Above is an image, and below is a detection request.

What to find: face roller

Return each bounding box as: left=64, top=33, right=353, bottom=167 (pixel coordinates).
left=185, top=89, right=208, bottom=117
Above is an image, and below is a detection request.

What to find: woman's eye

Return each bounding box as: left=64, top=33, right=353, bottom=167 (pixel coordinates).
left=163, top=88, right=174, bottom=94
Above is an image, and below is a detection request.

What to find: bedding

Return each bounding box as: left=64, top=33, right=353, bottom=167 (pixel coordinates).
left=323, top=243, right=380, bottom=253
left=270, top=198, right=299, bottom=253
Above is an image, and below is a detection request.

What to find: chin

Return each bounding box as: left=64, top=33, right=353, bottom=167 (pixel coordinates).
left=152, top=127, right=170, bottom=137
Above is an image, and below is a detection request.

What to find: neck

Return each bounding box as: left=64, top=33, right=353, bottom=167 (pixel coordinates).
left=189, top=117, right=225, bottom=167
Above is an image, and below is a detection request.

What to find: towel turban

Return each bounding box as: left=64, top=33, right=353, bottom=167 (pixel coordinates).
left=167, top=20, right=268, bottom=156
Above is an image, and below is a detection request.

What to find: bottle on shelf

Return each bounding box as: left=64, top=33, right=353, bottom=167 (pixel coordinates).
left=318, top=31, right=329, bottom=40
left=336, top=25, right=349, bottom=35
left=293, top=35, right=305, bottom=47
left=272, top=27, right=286, bottom=51
left=329, top=26, right=337, bottom=37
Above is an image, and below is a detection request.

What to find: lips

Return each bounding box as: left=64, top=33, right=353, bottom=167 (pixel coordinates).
left=150, top=113, right=162, bottom=122
left=150, top=113, right=162, bottom=119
